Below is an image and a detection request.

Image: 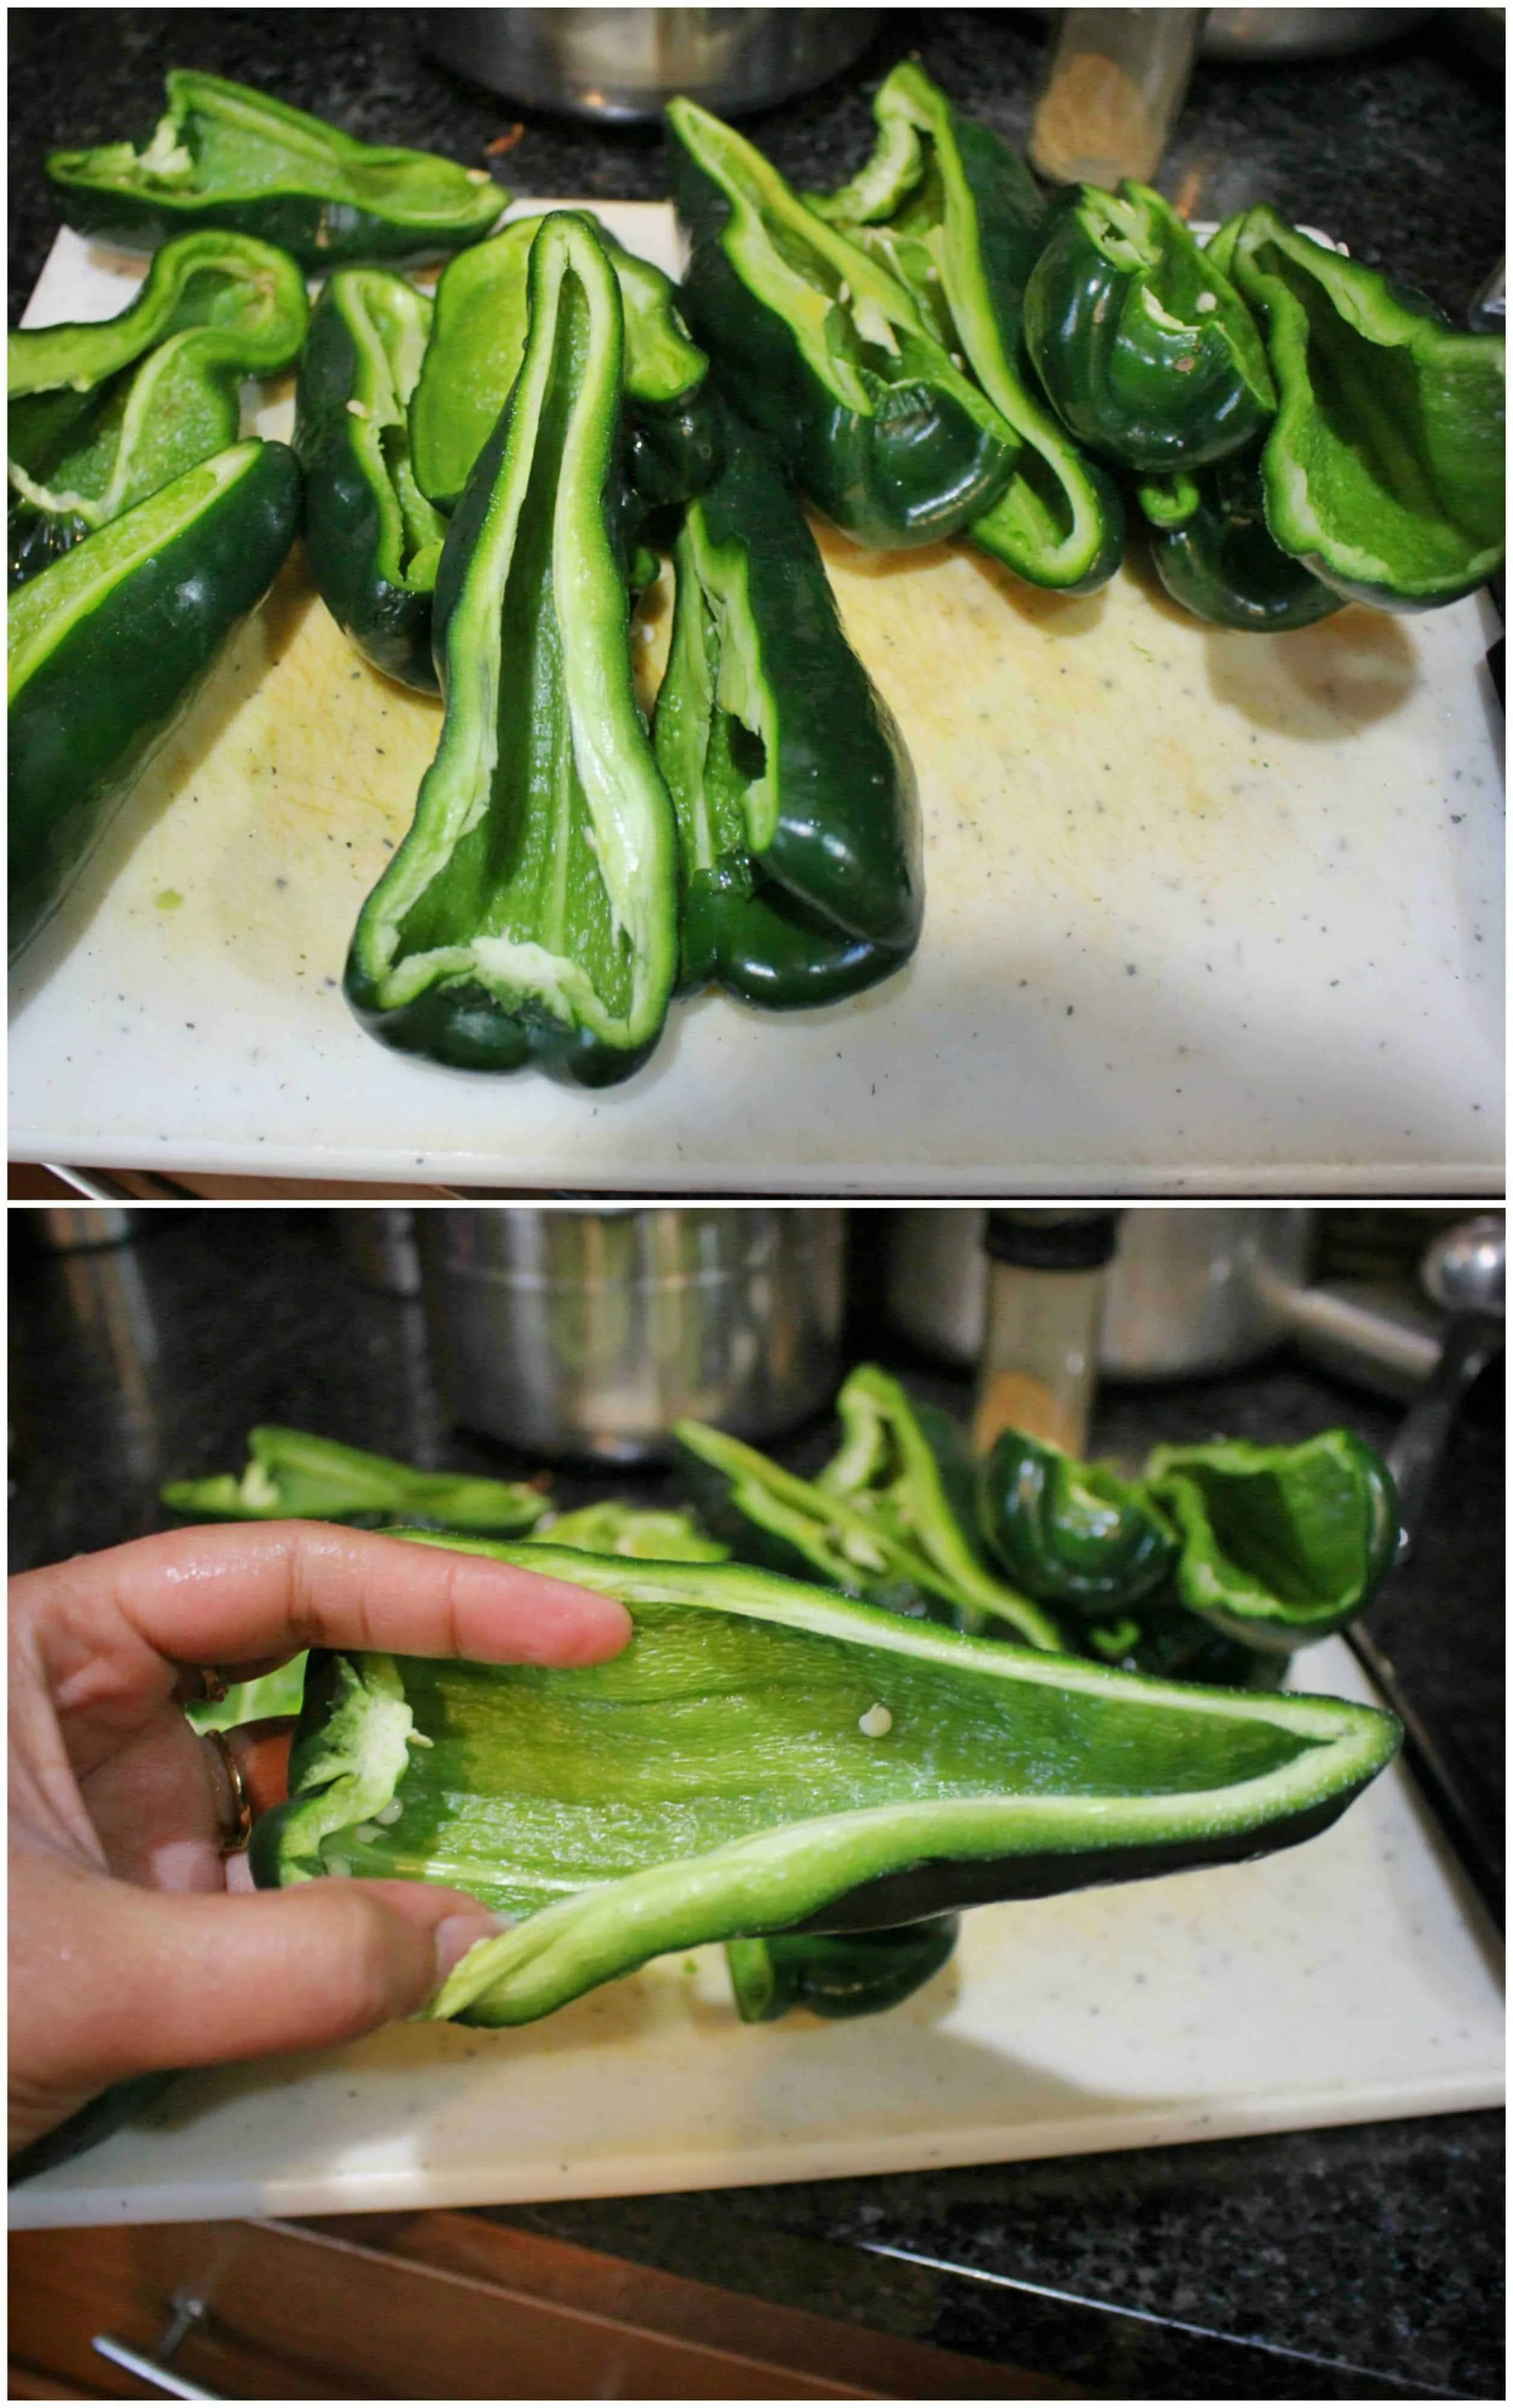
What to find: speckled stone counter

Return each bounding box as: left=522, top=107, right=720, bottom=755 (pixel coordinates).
left=8, top=1207, right=1503, bottom=2399
left=8, top=8, right=1505, bottom=324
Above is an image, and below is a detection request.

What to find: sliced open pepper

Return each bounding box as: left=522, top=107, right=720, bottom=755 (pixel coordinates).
left=344, top=213, right=680, bottom=1087
left=653, top=406, right=923, bottom=1007
left=9, top=437, right=300, bottom=961
left=666, top=96, right=1019, bottom=548
left=1141, top=445, right=1346, bottom=631
left=8, top=229, right=308, bottom=588
left=294, top=267, right=447, bottom=693
left=46, top=69, right=505, bottom=268
left=161, top=1424, right=548, bottom=1533
left=726, top=1917, right=959, bottom=2022
left=1024, top=181, right=1275, bottom=474
left=811, top=63, right=1122, bottom=592
left=1220, top=206, right=1505, bottom=610
left=1146, top=1429, right=1399, bottom=1652
left=539, top=1502, right=729, bottom=1561
left=410, top=214, right=720, bottom=515
left=250, top=1538, right=1399, bottom=2027
left=977, top=1427, right=1177, bottom=1613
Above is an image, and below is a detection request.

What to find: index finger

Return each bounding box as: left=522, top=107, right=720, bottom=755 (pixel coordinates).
left=14, top=1522, right=633, bottom=1702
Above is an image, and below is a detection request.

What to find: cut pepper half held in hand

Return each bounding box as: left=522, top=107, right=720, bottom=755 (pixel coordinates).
left=410, top=213, right=721, bottom=515
left=344, top=212, right=680, bottom=1087
left=1218, top=205, right=1506, bottom=611
left=1024, top=180, right=1275, bottom=476
left=7, top=228, right=308, bottom=589
left=295, top=267, right=449, bottom=694
left=666, top=95, right=1020, bottom=549
left=8, top=437, right=300, bottom=963
left=45, top=68, right=507, bottom=268
left=811, top=61, right=1123, bottom=593
left=653, top=406, right=924, bottom=1008
left=161, top=1424, right=550, bottom=1534
left=249, top=1538, right=1400, bottom=2028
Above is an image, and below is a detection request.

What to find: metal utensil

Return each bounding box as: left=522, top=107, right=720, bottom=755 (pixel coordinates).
left=1385, top=1215, right=1505, bottom=1554
left=424, top=8, right=879, bottom=120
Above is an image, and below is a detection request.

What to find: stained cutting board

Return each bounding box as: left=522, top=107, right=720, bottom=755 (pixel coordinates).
left=8, top=208, right=1503, bottom=1192
left=10, top=1644, right=1502, bottom=2229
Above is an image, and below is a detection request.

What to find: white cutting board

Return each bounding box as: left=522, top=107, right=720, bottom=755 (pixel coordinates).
left=11, top=1643, right=1502, bottom=2229
left=8, top=210, right=1504, bottom=1193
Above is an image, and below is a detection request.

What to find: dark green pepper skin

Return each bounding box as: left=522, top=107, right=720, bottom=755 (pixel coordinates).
left=9, top=438, right=300, bottom=961
left=1144, top=448, right=1346, bottom=631
left=668, top=100, right=1017, bottom=550
left=655, top=408, right=922, bottom=1008
left=294, top=268, right=446, bottom=694
left=978, top=1429, right=1177, bottom=1613
left=727, top=1917, right=959, bottom=2022
left=1024, top=182, right=1275, bottom=475
left=46, top=69, right=506, bottom=269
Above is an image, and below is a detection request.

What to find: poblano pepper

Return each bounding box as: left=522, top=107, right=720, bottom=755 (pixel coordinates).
left=46, top=69, right=506, bottom=268
left=666, top=96, right=1019, bottom=548
left=161, top=1424, right=548, bottom=1533
left=9, top=437, right=300, bottom=962
left=1140, top=446, right=1346, bottom=631
left=653, top=406, right=924, bottom=1007
left=410, top=213, right=721, bottom=515
left=344, top=213, right=680, bottom=1087
left=8, top=229, right=308, bottom=589
left=726, top=1917, right=960, bottom=2023
left=1219, top=206, right=1506, bottom=610
left=539, top=1502, right=729, bottom=1561
left=1024, top=181, right=1276, bottom=474
left=811, top=63, right=1123, bottom=593
left=250, top=1537, right=1400, bottom=2028
left=294, top=267, right=448, bottom=693
left=1146, top=1429, right=1400, bottom=1652
left=977, top=1427, right=1177, bottom=1613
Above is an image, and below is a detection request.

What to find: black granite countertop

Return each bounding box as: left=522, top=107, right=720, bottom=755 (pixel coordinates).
left=8, top=1206, right=1503, bottom=2399
left=8, top=8, right=1505, bottom=326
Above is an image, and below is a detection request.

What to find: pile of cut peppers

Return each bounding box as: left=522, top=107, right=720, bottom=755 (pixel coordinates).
left=8, top=66, right=1505, bottom=1079
left=165, top=1374, right=1401, bottom=2027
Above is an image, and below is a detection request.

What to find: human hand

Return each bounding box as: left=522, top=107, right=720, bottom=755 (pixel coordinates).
left=9, top=1523, right=630, bottom=2154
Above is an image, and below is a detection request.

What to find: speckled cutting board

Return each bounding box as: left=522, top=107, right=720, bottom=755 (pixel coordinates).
left=8, top=210, right=1503, bottom=1193
left=10, top=1642, right=1502, bottom=2230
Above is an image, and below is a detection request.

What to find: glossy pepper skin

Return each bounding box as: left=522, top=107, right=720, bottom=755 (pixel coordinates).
left=812, top=63, right=1123, bottom=594
left=251, top=1535, right=1399, bottom=2028
left=1221, top=206, right=1505, bottom=612
left=725, top=1917, right=960, bottom=2022
left=9, top=438, right=300, bottom=963
left=1146, top=1429, right=1400, bottom=1652
left=161, top=1424, right=548, bottom=1533
left=46, top=69, right=505, bottom=268
left=294, top=267, right=448, bottom=693
left=653, top=406, right=923, bottom=1008
left=1141, top=447, right=1346, bottom=631
left=1024, top=181, right=1276, bottom=476
left=978, top=1427, right=1177, bottom=1613
left=8, top=229, right=307, bottom=589
left=344, top=214, right=679, bottom=1088
left=666, top=97, right=1019, bottom=549
left=411, top=213, right=721, bottom=515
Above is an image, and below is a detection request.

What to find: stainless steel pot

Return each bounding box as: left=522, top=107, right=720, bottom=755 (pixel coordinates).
left=420, top=1208, right=846, bottom=1460
left=424, top=9, right=879, bottom=120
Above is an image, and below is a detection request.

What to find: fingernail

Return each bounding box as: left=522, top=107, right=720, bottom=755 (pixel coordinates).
left=432, top=1910, right=513, bottom=1985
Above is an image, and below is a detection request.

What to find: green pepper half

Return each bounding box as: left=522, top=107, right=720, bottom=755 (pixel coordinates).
left=344, top=213, right=680, bottom=1087
left=8, top=229, right=308, bottom=589
left=1146, top=1429, right=1400, bottom=1652
left=250, top=1539, right=1399, bottom=2028
left=410, top=214, right=719, bottom=514
left=539, top=1502, right=729, bottom=1562
left=161, top=1424, right=548, bottom=1534
left=46, top=69, right=506, bottom=268
left=1222, top=206, right=1505, bottom=611
left=812, top=63, right=1123, bottom=593
left=1024, top=181, right=1275, bottom=475
left=667, top=96, right=1020, bottom=548
left=654, top=407, right=923, bottom=1007
left=9, top=437, right=300, bottom=962
left=294, top=267, right=448, bottom=694
left=977, top=1427, right=1178, bottom=1613
left=726, top=1917, right=960, bottom=2022
left=1141, top=445, right=1346, bottom=632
